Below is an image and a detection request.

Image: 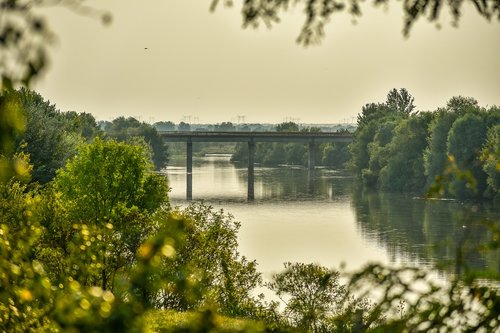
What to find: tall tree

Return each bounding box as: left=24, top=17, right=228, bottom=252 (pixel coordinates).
left=105, top=117, right=169, bottom=170
left=44, top=138, right=169, bottom=290
left=348, top=102, right=395, bottom=175
left=423, top=96, right=480, bottom=187
left=447, top=112, right=488, bottom=198
left=14, top=88, right=98, bottom=183
left=155, top=203, right=262, bottom=317
left=379, top=113, right=432, bottom=192
left=386, top=88, right=416, bottom=115
left=276, top=122, right=300, bottom=132
left=267, top=262, right=345, bottom=332
left=481, top=125, right=500, bottom=197
left=154, top=121, right=176, bottom=131
left=178, top=121, right=191, bottom=131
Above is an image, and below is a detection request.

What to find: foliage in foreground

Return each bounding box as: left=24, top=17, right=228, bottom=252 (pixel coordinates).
left=144, top=309, right=266, bottom=333
left=1, top=88, right=500, bottom=332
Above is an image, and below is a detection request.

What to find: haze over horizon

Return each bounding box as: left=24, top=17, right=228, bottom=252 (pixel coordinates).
left=35, top=1, right=500, bottom=124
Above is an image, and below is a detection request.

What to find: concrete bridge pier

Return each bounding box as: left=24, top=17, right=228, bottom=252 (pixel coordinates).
left=308, top=140, right=316, bottom=170
left=186, top=139, right=193, bottom=200
left=308, top=170, right=315, bottom=195
left=247, top=140, right=255, bottom=201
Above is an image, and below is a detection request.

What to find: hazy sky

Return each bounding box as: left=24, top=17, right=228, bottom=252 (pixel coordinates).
left=36, top=1, right=500, bottom=124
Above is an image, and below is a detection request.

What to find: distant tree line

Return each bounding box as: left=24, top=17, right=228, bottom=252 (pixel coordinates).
left=350, top=89, right=500, bottom=200
left=10, top=89, right=169, bottom=185
left=153, top=120, right=356, bottom=133
left=231, top=121, right=351, bottom=169
left=100, top=117, right=169, bottom=170
left=15, top=87, right=499, bottom=201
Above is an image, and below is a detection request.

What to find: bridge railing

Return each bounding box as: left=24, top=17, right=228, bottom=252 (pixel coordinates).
left=158, top=131, right=353, bottom=143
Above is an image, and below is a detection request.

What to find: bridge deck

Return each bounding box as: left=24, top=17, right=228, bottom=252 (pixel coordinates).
left=159, top=131, right=353, bottom=143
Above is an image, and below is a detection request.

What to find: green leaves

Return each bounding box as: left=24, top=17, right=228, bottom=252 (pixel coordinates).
left=155, top=203, right=263, bottom=317
left=45, top=138, right=169, bottom=290
left=268, top=262, right=345, bottom=332
left=480, top=125, right=500, bottom=194
left=104, top=117, right=169, bottom=170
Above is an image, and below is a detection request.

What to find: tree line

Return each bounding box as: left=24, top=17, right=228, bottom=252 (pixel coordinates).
left=231, top=121, right=351, bottom=170
left=9, top=89, right=169, bottom=185
left=232, top=88, right=500, bottom=201
left=349, top=89, right=500, bottom=200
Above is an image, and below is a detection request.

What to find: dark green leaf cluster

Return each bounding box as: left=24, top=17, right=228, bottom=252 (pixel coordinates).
left=12, top=88, right=101, bottom=184
left=151, top=203, right=263, bottom=318
left=103, top=116, right=170, bottom=170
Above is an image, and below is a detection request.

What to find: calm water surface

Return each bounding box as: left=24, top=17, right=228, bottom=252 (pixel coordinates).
left=164, top=155, right=500, bottom=280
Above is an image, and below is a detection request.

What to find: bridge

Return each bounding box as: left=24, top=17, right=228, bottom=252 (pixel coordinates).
left=159, top=131, right=353, bottom=201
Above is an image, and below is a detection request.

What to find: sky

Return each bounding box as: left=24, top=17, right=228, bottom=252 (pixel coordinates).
left=35, top=0, right=500, bottom=124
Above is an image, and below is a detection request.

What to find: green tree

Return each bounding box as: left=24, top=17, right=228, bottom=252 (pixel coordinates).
left=0, top=177, right=190, bottom=332
left=263, top=143, right=286, bottom=165
left=104, top=116, right=169, bottom=170
left=363, top=120, right=398, bottom=187
left=215, top=122, right=236, bottom=131
left=446, top=95, right=479, bottom=113
left=61, top=111, right=100, bottom=140
left=0, top=179, right=54, bottom=331
left=321, top=142, right=349, bottom=169
left=385, top=88, right=416, bottom=115
left=379, top=113, right=432, bottom=192
left=178, top=121, right=191, bottom=131
left=480, top=124, right=500, bottom=198
left=267, top=262, right=346, bottom=332
left=0, top=88, right=28, bottom=182
left=285, top=142, right=308, bottom=166
left=423, top=97, right=480, bottom=188
left=348, top=102, right=396, bottom=177
left=154, top=203, right=263, bottom=317
left=14, top=88, right=96, bottom=184
left=44, top=138, right=169, bottom=290
left=154, top=121, right=176, bottom=131
left=345, top=261, right=500, bottom=332
left=447, top=112, right=488, bottom=198
left=276, top=122, right=299, bottom=132
left=424, top=109, right=457, bottom=187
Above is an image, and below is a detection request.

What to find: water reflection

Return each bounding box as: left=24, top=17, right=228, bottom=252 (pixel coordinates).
left=351, top=187, right=500, bottom=273
left=167, top=155, right=352, bottom=202
left=164, top=155, right=500, bottom=275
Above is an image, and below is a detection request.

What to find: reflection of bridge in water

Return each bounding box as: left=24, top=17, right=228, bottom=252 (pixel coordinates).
left=159, top=131, right=353, bottom=201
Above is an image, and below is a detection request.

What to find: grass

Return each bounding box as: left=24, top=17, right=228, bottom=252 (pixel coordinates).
left=144, top=309, right=266, bottom=333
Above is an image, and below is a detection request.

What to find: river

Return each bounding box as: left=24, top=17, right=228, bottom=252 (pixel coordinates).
left=164, top=155, right=500, bottom=281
